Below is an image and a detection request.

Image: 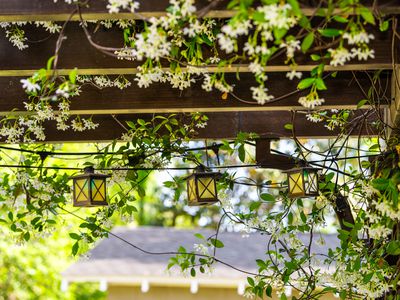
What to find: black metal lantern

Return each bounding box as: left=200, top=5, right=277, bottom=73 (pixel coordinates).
left=70, top=166, right=110, bottom=207
left=285, top=167, right=320, bottom=198
left=186, top=167, right=219, bottom=206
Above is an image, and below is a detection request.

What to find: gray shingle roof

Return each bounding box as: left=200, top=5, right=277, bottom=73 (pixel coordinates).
left=63, top=226, right=339, bottom=280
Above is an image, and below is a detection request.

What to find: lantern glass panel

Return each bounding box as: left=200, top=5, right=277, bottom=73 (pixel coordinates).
left=288, top=171, right=304, bottom=195
left=75, top=178, right=89, bottom=202
left=197, top=177, right=216, bottom=199
left=91, top=178, right=106, bottom=202
left=187, top=177, right=197, bottom=202
left=305, top=170, right=318, bottom=194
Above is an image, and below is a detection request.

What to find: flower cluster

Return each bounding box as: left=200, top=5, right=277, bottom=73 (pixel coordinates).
left=298, top=92, right=325, bottom=109
left=0, top=21, right=61, bottom=50
left=106, top=0, right=140, bottom=14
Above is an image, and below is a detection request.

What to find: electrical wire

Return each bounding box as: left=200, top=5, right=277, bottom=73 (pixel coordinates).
left=0, top=163, right=259, bottom=172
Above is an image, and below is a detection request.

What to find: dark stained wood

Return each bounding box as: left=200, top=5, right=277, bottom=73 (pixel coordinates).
left=0, top=0, right=398, bottom=21
left=0, top=72, right=390, bottom=114
left=0, top=22, right=394, bottom=73
left=35, top=110, right=379, bottom=142
left=0, top=0, right=228, bottom=18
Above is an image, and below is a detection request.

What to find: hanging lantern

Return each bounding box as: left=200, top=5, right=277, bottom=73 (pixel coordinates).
left=70, top=166, right=110, bottom=207
left=186, top=167, right=219, bottom=206
left=285, top=167, right=320, bottom=198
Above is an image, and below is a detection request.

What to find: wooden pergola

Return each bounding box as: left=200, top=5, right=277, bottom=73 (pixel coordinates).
left=0, top=0, right=398, bottom=142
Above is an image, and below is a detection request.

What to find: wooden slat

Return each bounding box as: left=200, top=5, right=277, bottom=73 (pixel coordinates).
left=0, top=72, right=390, bottom=115
left=36, top=111, right=379, bottom=142
left=0, top=1, right=399, bottom=21
left=389, top=65, right=400, bottom=135
left=0, top=22, right=394, bottom=75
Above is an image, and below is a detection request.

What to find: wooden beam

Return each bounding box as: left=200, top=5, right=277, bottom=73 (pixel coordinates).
left=0, top=72, right=389, bottom=115
left=0, top=23, right=394, bottom=75
left=0, top=1, right=399, bottom=21
left=35, top=111, right=379, bottom=142
left=389, top=65, right=400, bottom=135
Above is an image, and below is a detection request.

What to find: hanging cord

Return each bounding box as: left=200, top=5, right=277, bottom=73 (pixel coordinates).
left=58, top=206, right=261, bottom=277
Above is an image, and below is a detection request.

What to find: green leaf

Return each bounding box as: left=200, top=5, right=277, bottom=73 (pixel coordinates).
left=69, top=233, right=81, bottom=240
left=210, top=238, right=224, bottom=248
left=238, top=144, right=246, bottom=162
left=72, top=242, right=79, bottom=256
left=194, top=233, right=205, bottom=240
left=357, top=99, right=368, bottom=108
left=253, top=11, right=265, bottom=23
left=190, top=268, right=196, bottom=277
left=23, top=232, right=30, bottom=241
left=247, top=277, right=255, bottom=287
left=266, top=285, right=272, bottom=297
left=372, top=178, right=388, bottom=191
left=260, top=193, right=275, bottom=202
left=380, top=20, right=389, bottom=32
left=298, top=15, right=311, bottom=29
left=386, top=240, right=400, bottom=255
left=369, top=143, right=380, bottom=151
left=301, top=32, right=314, bottom=53
left=46, top=56, right=56, bottom=70
left=333, top=15, right=348, bottom=23
left=250, top=201, right=262, bottom=211
left=314, top=78, right=327, bottom=90
left=273, top=28, right=287, bottom=40
left=359, top=7, right=375, bottom=25
left=297, top=78, right=315, bottom=90
left=318, top=28, right=341, bottom=37
left=284, top=123, right=293, bottom=130
left=287, top=0, right=301, bottom=17
left=310, top=54, right=320, bottom=61
left=360, top=160, right=370, bottom=168
left=68, top=68, right=78, bottom=84
left=363, top=272, right=374, bottom=283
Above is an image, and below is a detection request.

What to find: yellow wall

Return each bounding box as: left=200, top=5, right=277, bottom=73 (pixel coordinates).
left=108, top=285, right=249, bottom=300
left=107, top=285, right=338, bottom=300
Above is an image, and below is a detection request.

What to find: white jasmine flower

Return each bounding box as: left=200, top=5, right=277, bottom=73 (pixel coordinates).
left=368, top=224, right=392, bottom=240
left=34, top=21, right=62, bottom=33
left=214, top=80, right=232, bottom=93
left=201, top=74, right=213, bottom=92
left=298, top=94, right=325, bottom=109
left=250, top=86, right=274, bottom=105
left=248, top=62, right=264, bottom=75
left=343, top=31, right=374, bottom=45
left=306, top=113, right=323, bottom=123
left=255, top=3, right=297, bottom=30
left=21, top=79, right=40, bottom=93
left=217, top=33, right=235, bottom=53
left=83, top=119, right=99, bottom=130
left=351, top=47, right=375, bottom=61
left=71, top=119, right=84, bottom=131
left=209, top=56, right=220, bottom=64
left=280, top=40, right=300, bottom=59
left=286, top=70, right=302, bottom=80
left=6, top=27, right=28, bottom=50
left=328, top=47, right=352, bottom=66
left=194, top=243, right=209, bottom=255
left=56, top=87, right=71, bottom=99
left=107, top=0, right=139, bottom=13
